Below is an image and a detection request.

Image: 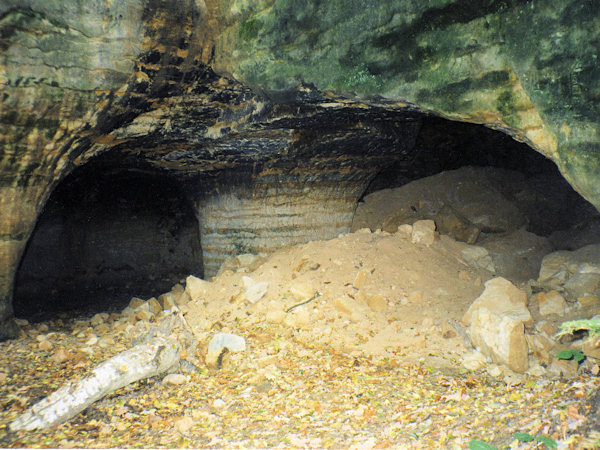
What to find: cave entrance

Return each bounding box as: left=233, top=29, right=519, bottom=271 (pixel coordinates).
left=13, top=158, right=203, bottom=322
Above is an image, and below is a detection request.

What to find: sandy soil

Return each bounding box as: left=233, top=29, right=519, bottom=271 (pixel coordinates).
left=185, top=227, right=493, bottom=370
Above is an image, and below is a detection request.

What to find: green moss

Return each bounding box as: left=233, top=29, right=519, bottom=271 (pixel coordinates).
left=337, top=63, right=382, bottom=95
left=239, top=17, right=261, bottom=41
left=496, top=89, right=520, bottom=128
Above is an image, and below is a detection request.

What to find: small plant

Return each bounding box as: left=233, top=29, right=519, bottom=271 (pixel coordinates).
left=469, top=439, right=497, bottom=450
left=556, top=349, right=585, bottom=362
left=513, top=432, right=557, bottom=448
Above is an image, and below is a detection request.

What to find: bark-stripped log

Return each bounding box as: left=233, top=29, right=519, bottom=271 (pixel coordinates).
left=9, top=336, right=181, bottom=431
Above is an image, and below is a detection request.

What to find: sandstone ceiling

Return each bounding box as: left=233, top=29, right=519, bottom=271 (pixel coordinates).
left=0, top=0, right=598, bottom=338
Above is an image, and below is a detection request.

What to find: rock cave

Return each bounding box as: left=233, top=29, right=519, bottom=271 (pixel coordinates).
left=2, top=0, right=600, bottom=447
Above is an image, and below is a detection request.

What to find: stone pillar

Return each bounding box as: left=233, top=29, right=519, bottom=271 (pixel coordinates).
left=193, top=171, right=372, bottom=277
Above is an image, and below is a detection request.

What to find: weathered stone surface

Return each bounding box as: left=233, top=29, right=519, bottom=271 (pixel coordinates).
left=242, top=276, right=268, bottom=304
left=535, top=291, right=568, bottom=317
left=353, top=167, right=527, bottom=235
left=1, top=0, right=600, bottom=337
left=538, top=244, right=600, bottom=298
left=463, top=277, right=532, bottom=373
left=461, top=246, right=496, bottom=274
left=411, top=220, right=436, bottom=247
left=478, top=229, right=553, bottom=283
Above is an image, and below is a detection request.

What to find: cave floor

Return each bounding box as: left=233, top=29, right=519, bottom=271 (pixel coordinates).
left=0, top=319, right=599, bottom=449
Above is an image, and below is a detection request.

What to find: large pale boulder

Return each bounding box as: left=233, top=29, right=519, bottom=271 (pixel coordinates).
left=463, top=277, right=532, bottom=373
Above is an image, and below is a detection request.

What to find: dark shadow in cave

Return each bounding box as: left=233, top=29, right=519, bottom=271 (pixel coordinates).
left=14, top=157, right=203, bottom=322
left=362, top=116, right=599, bottom=237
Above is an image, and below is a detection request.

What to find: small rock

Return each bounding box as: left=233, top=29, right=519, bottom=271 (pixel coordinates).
left=174, top=416, right=194, bottom=433
left=549, top=358, right=579, bottom=378
left=0, top=372, right=7, bottom=382
left=212, top=398, right=226, bottom=408
left=577, top=296, right=600, bottom=310
left=525, top=333, right=554, bottom=365
left=206, top=332, right=246, bottom=369
left=97, top=336, right=114, bottom=348
left=38, top=340, right=53, bottom=351
left=411, top=219, right=436, bottom=246
left=527, top=363, right=547, bottom=377
left=461, top=246, right=496, bottom=273
left=172, top=283, right=185, bottom=295
left=90, top=313, right=109, bottom=327
left=293, top=256, right=321, bottom=273
left=284, top=307, right=310, bottom=328
left=536, top=320, right=558, bottom=337
left=422, top=317, right=434, bottom=328
left=147, top=297, right=163, bottom=315
left=564, top=273, right=600, bottom=300
left=334, top=296, right=357, bottom=316
left=37, top=323, right=49, bottom=332
left=51, top=347, right=72, bottom=364
left=129, top=297, right=145, bottom=309
left=242, top=276, right=268, bottom=304
left=174, top=291, right=191, bottom=307
left=135, top=309, right=154, bottom=322
left=289, top=283, right=314, bottom=301
left=397, top=224, right=413, bottom=236
left=158, top=292, right=176, bottom=310
left=14, top=318, right=29, bottom=327
left=121, top=306, right=135, bottom=317
left=208, top=332, right=246, bottom=353
left=536, top=290, right=568, bottom=317
left=582, top=338, right=600, bottom=360
left=85, top=335, right=98, bottom=346
left=487, top=365, right=503, bottom=377
left=352, top=269, right=370, bottom=290
left=365, top=292, right=387, bottom=312
left=95, top=324, right=111, bottom=335
left=185, top=275, right=211, bottom=301
left=265, top=304, right=286, bottom=324
left=462, top=350, right=487, bottom=371
left=435, top=204, right=480, bottom=244
left=163, top=373, right=187, bottom=385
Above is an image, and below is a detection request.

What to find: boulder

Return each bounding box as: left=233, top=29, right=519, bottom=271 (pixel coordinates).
left=538, top=244, right=600, bottom=296
left=463, top=277, right=532, bottom=373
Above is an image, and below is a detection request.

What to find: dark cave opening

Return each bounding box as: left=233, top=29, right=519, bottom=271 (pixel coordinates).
left=362, top=116, right=600, bottom=238
left=13, top=159, right=203, bottom=322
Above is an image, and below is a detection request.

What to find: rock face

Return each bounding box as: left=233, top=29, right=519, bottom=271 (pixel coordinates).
left=1, top=0, right=599, bottom=337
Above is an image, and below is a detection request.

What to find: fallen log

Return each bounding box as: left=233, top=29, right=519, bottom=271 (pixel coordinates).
left=9, top=335, right=181, bottom=431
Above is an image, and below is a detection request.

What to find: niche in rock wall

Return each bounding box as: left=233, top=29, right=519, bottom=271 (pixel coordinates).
left=14, top=163, right=203, bottom=321
left=355, top=117, right=600, bottom=283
